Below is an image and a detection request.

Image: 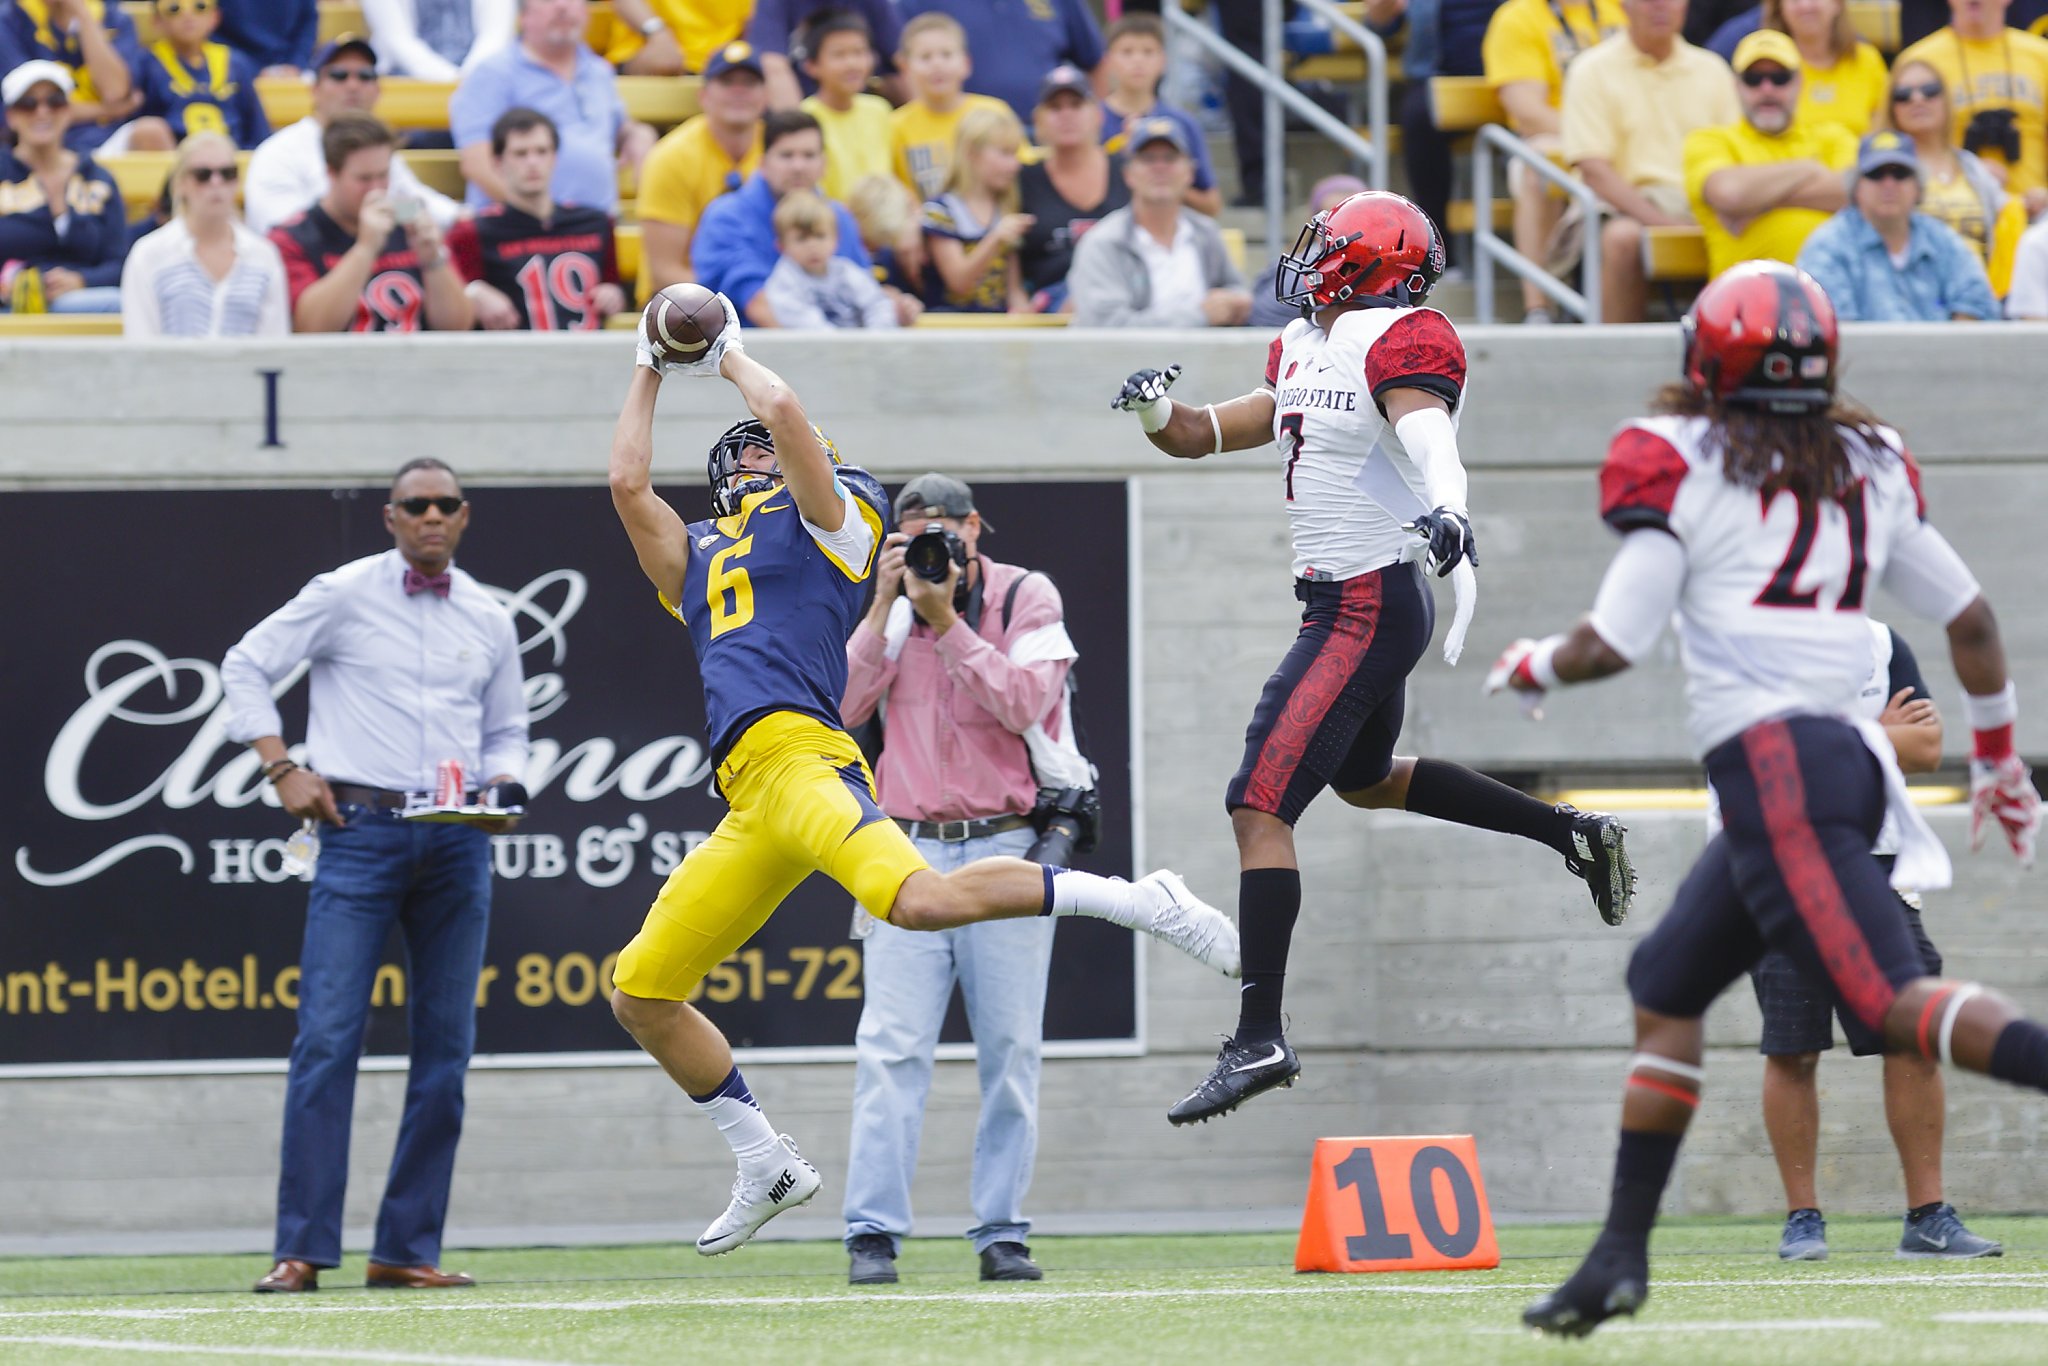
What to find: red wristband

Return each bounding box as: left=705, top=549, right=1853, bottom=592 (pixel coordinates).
left=1974, top=723, right=2015, bottom=763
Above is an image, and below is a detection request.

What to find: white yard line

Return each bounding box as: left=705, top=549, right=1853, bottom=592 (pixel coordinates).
left=0, top=1335, right=575, bottom=1366
left=1476, top=1317, right=1887, bottom=1336
left=8, top=1271, right=2048, bottom=1321
left=1932, top=1310, right=2048, bottom=1324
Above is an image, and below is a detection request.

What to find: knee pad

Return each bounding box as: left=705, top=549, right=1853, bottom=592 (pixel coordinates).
left=1910, top=980, right=2002, bottom=1063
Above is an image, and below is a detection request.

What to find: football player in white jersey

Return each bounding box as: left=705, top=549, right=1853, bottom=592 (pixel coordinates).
left=1110, top=191, right=1637, bottom=1126
left=1486, top=262, right=2043, bottom=1337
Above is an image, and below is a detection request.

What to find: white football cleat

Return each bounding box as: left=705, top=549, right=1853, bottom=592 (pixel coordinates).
left=1136, top=870, right=1240, bottom=978
left=695, top=1135, right=822, bottom=1256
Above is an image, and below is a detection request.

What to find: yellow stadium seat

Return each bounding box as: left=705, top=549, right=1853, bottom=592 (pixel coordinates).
left=1847, top=0, right=1900, bottom=52
left=1445, top=199, right=1514, bottom=234
left=0, top=313, right=123, bottom=335
left=320, top=3, right=369, bottom=45
left=1429, top=77, right=1505, bottom=135
left=615, top=223, right=642, bottom=298
left=257, top=78, right=456, bottom=131
left=401, top=148, right=466, bottom=198
left=1643, top=225, right=1709, bottom=281
left=1222, top=227, right=1246, bottom=276
left=619, top=76, right=702, bottom=129
left=914, top=312, right=1071, bottom=327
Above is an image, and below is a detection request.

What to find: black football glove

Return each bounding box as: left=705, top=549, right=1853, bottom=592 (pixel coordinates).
left=1110, top=363, right=1182, bottom=413
left=1403, top=507, right=1477, bottom=577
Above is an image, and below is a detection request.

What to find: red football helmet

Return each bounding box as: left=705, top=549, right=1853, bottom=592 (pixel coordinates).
left=1681, top=260, right=1839, bottom=413
left=1274, top=190, right=1444, bottom=310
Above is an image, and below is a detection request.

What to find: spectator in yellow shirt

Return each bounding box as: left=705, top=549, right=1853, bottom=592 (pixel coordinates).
left=1763, top=0, right=1888, bottom=136
left=1895, top=0, right=2048, bottom=211
left=600, top=0, right=750, bottom=76
left=891, top=11, right=1012, bottom=201
left=1684, top=30, right=1855, bottom=278
left=1886, top=57, right=2029, bottom=291
left=1562, top=0, right=1741, bottom=320
left=799, top=9, right=892, bottom=203
left=1484, top=0, right=1626, bottom=321
left=635, top=40, right=765, bottom=293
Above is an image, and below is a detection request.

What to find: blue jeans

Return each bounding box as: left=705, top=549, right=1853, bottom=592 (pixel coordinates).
left=842, top=825, right=1057, bottom=1254
left=273, top=805, right=492, bottom=1269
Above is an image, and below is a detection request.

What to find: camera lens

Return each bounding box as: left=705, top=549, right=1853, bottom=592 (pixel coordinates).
left=904, top=530, right=952, bottom=582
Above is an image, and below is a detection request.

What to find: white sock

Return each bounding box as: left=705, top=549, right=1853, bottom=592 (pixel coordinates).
left=1048, top=868, right=1151, bottom=929
left=690, top=1068, right=783, bottom=1174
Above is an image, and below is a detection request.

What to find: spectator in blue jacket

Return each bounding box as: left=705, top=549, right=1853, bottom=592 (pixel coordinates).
left=0, top=62, right=129, bottom=313
left=1796, top=131, right=1998, bottom=321
left=216, top=0, right=320, bottom=76
left=692, top=108, right=870, bottom=326
left=0, top=0, right=149, bottom=152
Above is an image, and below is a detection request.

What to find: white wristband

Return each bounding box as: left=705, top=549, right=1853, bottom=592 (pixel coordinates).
left=1964, top=681, right=2018, bottom=731
left=1527, top=634, right=1565, bottom=690
left=1206, top=403, right=1224, bottom=454
left=1138, top=397, right=1173, bottom=433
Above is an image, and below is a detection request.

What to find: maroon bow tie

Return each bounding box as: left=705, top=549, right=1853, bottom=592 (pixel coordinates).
left=403, top=568, right=451, bottom=598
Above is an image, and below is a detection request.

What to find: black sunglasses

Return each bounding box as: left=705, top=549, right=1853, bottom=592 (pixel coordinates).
left=322, top=66, right=379, bottom=83
left=187, top=164, right=238, bottom=183
left=158, top=0, right=214, bottom=14
left=395, top=496, right=465, bottom=516
left=1740, top=68, right=1796, bottom=88
left=1891, top=80, right=1944, bottom=104
left=10, top=93, right=67, bottom=112
left=1863, top=164, right=1915, bottom=182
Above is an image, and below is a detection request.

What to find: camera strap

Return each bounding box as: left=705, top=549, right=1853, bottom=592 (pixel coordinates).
left=1954, top=31, right=2015, bottom=113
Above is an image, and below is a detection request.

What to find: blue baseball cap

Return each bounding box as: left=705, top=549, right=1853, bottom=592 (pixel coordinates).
left=703, top=40, right=765, bottom=81
left=1128, top=116, right=1191, bottom=158
left=1856, top=130, right=1919, bottom=179
left=311, top=33, right=378, bottom=72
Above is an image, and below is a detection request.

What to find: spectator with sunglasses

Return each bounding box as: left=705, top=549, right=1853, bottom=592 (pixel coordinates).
left=122, top=130, right=288, bottom=335
left=637, top=40, right=765, bottom=295
left=243, top=35, right=461, bottom=234
left=1895, top=0, right=2048, bottom=212
left=222, top=457, right=528, bottom=1296
left=1683, top=30, right=1855, bottom=279
left=1796, top=130, right=1998, bottom=319
left=0, top=61, right=128, bottom=314
left=1886, top=58, right=2029, bottom=295
left=136, top=0, right=271, bottom=148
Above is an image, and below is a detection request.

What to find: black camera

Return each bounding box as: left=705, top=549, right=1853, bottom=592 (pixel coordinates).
left=904, top=525, right=969, bottom=582
left=1025, top=785, right=1101, bottom=867
left=1963, top=107, right=2021, bottom=165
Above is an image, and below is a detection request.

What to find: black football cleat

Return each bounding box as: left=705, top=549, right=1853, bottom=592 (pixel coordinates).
left=1168, top=1035, right=1300, bottom=1126
left=1558, top=804, right=1636, bottom=926
left=1523, top=1241, right=1649, bottom=1339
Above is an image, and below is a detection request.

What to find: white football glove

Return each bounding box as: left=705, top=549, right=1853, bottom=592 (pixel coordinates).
left=1970, top=753, right=2040, bottom=866
left=1111, top=363, right=1182, bottom=432
left=1483, top=636, right=1557, bottom=720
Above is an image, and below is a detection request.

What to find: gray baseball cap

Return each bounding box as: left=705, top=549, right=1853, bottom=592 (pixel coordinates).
left=894, top=472, right=991, bottom=530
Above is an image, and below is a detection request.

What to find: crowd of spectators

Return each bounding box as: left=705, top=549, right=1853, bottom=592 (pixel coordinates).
left=13, top=0, right=2048, bottom=330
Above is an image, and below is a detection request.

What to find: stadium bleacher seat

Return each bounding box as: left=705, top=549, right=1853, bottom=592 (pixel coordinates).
left=1222, top=227, right=1246, bottom=277
left=1848, top=0, right=1901, bottom=52
left=1643, top=225, right=1709, bottom=283
left=615, top=224, right=642, bottom=298
left=618, top=76, right=701, bottom=128
left=256, top=77, right=458, bottom=131
left=402, top=149, right=466, bottom=199
left=0, top=313, right=123, bottom=335
left=1429, top=78, right=1515, bottom=240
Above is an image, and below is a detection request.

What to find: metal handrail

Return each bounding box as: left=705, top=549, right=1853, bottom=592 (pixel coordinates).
left=1293, top=0, right=1391, bottom=192
left=1471, top=122, right=1605, bottom=325
left=1160, top=3, right=1390, bottom=255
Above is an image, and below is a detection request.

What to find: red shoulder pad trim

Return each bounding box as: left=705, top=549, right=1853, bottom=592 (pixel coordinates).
left=1900, top=444, right=1927, bottom=521
left=1363, top=309, right=1467, bottom=405
left=1600, top=426, right=1689, bottom=534
left=1264, top=333, right=1285, bottom=389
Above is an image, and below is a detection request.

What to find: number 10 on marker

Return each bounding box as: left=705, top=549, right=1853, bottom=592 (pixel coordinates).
left=1294, top=1135, right=1501, bottom=1273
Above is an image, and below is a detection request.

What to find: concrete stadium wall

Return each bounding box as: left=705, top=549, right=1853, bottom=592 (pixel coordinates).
left=4, top=327, right=2046, bottom=1254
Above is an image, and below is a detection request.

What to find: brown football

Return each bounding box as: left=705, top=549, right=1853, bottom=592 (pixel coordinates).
left=641, top=283, right=726, bottom=364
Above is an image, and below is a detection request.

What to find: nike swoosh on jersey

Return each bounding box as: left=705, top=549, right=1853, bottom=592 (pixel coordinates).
left=1231, top=1043, right=1288, bottom=1073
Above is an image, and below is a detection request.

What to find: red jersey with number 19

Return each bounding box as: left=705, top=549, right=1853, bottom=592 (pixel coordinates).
left=271, top=205, right=462, bottom=333
left=1259, top=306, right=1468, bottom=581
left=445, top=203, right=618, bottom=331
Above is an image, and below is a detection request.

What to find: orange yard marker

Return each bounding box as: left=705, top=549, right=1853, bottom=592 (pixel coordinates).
left=1294, top=1135, right=1500, bottom=1273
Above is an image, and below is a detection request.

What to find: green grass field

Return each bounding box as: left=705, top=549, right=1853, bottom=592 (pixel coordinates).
left=5, top=1219, right=2048, bottom=1364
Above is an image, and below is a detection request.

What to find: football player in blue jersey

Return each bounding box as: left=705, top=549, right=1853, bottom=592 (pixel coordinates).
left=605, top=292, right=1240, bottom=1258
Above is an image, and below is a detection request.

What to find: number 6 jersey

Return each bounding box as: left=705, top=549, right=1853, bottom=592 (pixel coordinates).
left=1595, top=414, right=1981, bottom=757
left=1259, top=306, right=1468, bottom=581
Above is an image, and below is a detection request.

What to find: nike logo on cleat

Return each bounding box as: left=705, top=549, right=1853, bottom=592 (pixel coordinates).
left=1572, top=831, right=1594, bottom=860
left=1231, top=1044, right=1287, bottom=1073
left=768, top=1170, right=797, bottom=1202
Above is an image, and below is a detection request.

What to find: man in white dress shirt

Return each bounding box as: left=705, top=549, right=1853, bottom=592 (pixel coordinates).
left=244, top=35, right=463, bottom=235
left=221, top=458, right=528, bottom=1295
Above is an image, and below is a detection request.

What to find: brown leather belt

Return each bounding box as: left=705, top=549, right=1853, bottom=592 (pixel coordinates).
left=894, top=814, right=1034, bottom=843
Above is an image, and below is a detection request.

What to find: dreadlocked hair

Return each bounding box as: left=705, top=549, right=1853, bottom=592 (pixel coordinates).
left=1651, top=384, right=1893, bottom=504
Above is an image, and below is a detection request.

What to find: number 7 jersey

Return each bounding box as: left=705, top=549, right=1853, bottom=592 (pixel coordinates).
left=660, top=481, right=883, bottom=765
left=1261, top=305, right=1469, bottom=580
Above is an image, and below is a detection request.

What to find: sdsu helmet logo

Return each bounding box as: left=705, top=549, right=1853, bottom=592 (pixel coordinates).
left=1681, top=261, right=1838, bottom=414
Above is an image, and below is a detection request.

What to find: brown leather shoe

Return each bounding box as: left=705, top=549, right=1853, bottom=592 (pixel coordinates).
left=253, top=1259, right=318, bottom=1293
left=365, top=1262, right=477, bottom=1289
